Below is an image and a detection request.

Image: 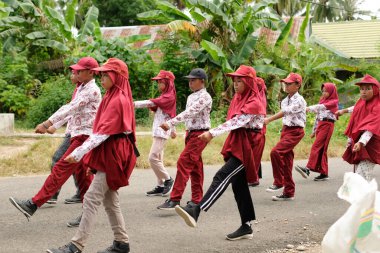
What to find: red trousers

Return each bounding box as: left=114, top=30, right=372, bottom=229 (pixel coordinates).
left=170, top=130, right=208, bottom=204
left=246, top=130, right=265, bottom=184
left=306, top=121, right=334, bottom=175
left=270, top=126, right=304, bottom=197
left=32, top=135, right=93, bottom=207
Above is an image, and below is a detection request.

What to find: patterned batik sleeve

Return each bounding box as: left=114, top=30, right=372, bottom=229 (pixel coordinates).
left=358, top=131, right=373, bottom=146
left=209, top=114, right=252, bottom=137
left=70, top=133, right=109, bottom=161
left=134, top=100, right=156, bottom=109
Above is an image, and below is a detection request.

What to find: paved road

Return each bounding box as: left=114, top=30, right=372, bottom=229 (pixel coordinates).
left=1, top=158, right=379, bottom=253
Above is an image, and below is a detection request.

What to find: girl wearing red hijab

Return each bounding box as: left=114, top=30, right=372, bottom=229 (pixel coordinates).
left=246, top=77, right=267, bottom=186
left=134, top=70, right=177, bottom=197
left=295, top=83, right=339, bottom=181
left=175, top=65, right=266, bottom=241
left=47, top=58, right=137, bottom=253
left=342, top=74, right=380, bottom=181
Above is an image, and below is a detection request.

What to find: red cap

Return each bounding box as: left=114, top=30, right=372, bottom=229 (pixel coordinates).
left=355, top=74, right=380, bottom=87
left=280, top=73, right=302, bottom=84
left=151, top=70, right=175, bottom=81
left=92, top=58, right=129, bottom=79
left=226, top=65, right=256, bottom=78
left=70, top=57, right=99, bottom=70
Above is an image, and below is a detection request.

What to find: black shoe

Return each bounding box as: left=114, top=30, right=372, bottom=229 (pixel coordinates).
left=295, top=165, right=310, bottom=179
left=157, top=199, right=179, bottom=210
left=162, top=178, right=174, bottom=196
left=314, top=174, right=329, bottom=181
left=67, top=213, right=82, bottom=228
left=9, top=197, right=37, bottom=220
left=46, top=242, right=81, bottom=253
left=97, top=241, right=130, bottom=253
left=47, top=197, right=58, bottom=205
left=175, top=202, right=200, bottom=228
left=64, top=194, right=81, bottom=204
left=272, top=194, right=295, bottom=201
left=226, top=224, right=253, bottom=241
left=265, top=185, right=283, bottom=192
left=146, top=186, right=164, bottom=196
left=248, top=181, right=260, bottom=187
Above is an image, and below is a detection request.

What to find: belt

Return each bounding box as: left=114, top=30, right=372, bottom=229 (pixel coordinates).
left=246, top=128, right=261, bottom=133
left=321, top=118, right=335, bottom=123
left=188, top=128, right=209, bottom=133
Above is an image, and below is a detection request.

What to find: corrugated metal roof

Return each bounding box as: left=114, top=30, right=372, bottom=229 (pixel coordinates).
left=311, top=20, right=380, bottom=59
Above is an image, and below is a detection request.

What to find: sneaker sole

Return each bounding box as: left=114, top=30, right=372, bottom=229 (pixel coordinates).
left=314, top=178, right=329, bottom=181
left=46, top=200, right=57, bottom=204
left=295, top=165, right=308, bottom=179
left=9, top=197, right=32, bottom=219
left=226, top=233, right=253, bottom=241
left=64, top=200, right=82, bottom=204
left=175, top=206, right=197, bottom=228
left=272, top=196, right=295, bottom=201
left=265, top=187, right=283, bottom=193
left=67, top=223, right=80, bottom=228
left=146, top=193, right=163, bottom=197
left=46, top=250, right=54, bottom=253
left=157, top=207, right=177, bottom=211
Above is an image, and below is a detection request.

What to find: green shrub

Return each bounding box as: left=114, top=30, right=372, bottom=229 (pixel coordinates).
left=25, top=75, right=74, bottom=127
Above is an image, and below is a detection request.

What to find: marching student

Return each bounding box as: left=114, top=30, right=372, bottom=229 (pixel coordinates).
left=264, top=73, right=306, bottom=201
left=47, top=58, right=138, bottom=253
left=175, top=65, right=265, bottom=240
left=134, top=70, right=177, bottom=197
left=46, top=69, right=82, bottom=205
left=295, top=83, right=339, bottom=181
left=247, top=77, right=267, bottom=186
left=157, top=68, right=212, bottom=210
left=9, top=57, right=101, bottom=226
left=342, top=74, right=380, bottom=181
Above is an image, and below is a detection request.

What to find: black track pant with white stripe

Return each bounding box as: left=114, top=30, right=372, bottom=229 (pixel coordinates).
left=199, top=156, right=256, bottom=224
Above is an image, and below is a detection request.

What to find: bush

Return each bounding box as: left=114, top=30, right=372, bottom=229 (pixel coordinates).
left=25, top=75, right=74, bottom=127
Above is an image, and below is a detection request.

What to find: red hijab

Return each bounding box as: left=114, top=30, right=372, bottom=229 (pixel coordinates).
left=149, top=70, right=176, bottom=118
left=92, top=58, right=136, bottom=141
left=344, top=74, right=380, bottom=140
left=226, top=65, right=266, bottom=120
left=255, top=77, right=267, bottom=113
left=319, top=82, right=339, bottom=113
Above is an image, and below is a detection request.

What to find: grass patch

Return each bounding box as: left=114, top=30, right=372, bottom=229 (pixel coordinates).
left=0, top=114, right=351, bottom=176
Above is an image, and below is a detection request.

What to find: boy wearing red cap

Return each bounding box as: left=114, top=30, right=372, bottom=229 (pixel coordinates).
left=47, top=58, right=138, bottom=253
left=157, top=68, right=212, bottom=210
left=264, top=73, right=306, bottom=201
left=46, top=70, right=83, bottom=205
left=175, top=65, right=265, bottom=240
left=9, top=57, right=101, bottom=225
left=295, top=83, right=339, bottom=181
left=342, top=74, right=380, bottom=181
left=134, top=70, right=177, bottom=196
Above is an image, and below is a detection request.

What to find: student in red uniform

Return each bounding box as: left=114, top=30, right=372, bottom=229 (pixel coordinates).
left=295, top=83, right=339, bottom=181
left=134, top=70, right=176, bottom=197
left=46, top=58, right=137, bottom=253
left=9, top=57, right=101, bottom=224
left=264, top=73, right=306, bottom=201
left=246, top=77, right=267, bottom=186
left=175, top=65, right=265, bottom=240
left=342, top=74, right=380, bottom=181
left=46, top=69, right=83, bottom=205
left=157, top=68, right=212, bottom=210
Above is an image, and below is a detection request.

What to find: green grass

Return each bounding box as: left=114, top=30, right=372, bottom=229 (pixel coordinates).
left=0, top=114, right=351, bottom=177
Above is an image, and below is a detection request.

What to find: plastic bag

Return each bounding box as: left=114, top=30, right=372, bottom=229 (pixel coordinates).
left=322, top=172, right=380, bottom=253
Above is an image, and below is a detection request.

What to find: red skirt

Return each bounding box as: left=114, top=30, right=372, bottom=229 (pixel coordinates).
left=84, top=134, right=137, bottom=191
left=342, top=134, right=380, bottom=165
left=221, top=128, right=256, bottom=178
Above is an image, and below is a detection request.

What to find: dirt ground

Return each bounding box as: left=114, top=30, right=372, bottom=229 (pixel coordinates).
left=0, top=138, right=37, bottom=159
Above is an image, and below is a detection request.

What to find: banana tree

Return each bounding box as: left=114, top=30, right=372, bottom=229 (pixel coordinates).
left=138, top=0, right=281, bottom=103
left=0, top=0, right=101, bottom=55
